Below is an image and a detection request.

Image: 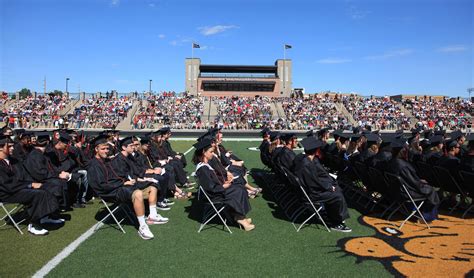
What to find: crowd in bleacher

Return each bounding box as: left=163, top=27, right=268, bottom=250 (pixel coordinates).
left=1, top=95, right=71, bottom=129
left=342, top=95, right=411, bottom=131
left=402, top=97, right=472, bottom=130
left=213, top=96, right=274, bottom=130
left=280, top=95, right=350, bottom=130
left=65, top=96, right=134, bottom=129
left=132, top=95, right=204, bottom=130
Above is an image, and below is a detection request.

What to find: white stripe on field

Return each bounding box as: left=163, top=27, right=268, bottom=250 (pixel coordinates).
left=183, top=146, right=194, bottom=155
left=33, top=222, right=104, bottom=278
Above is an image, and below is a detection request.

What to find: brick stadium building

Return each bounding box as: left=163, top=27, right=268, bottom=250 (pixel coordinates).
left=185, top=58, right=292, bottom=97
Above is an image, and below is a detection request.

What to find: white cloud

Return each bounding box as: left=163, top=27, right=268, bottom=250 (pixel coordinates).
left=317, top=58, right=352, bottom=64
left=110, top=0, right=120, bottom=6
left=169, top=37, right=192, bottom=46
left=158, top=34, right=166, bottom=39
left=437, top=45, right=468, bottom=53
left=198, top=25, right=238, bottom=36
left=348, top=5, right=370, bottom=20
left=365, top=49, right=414, bottom=60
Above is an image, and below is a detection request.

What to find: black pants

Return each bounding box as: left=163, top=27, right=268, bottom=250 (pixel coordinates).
left=312, top=186, right=349, bottom=226
left=3, top=189, right=59, bottom=222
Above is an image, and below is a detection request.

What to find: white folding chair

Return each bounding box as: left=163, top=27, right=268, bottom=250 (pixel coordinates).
left=94, top=198, right=136, bottom=234
left=384, top=172, right=430, bottom=230
left=0, top=202, right=25, bottom=235
left=197, top=186, right=232, bottom=234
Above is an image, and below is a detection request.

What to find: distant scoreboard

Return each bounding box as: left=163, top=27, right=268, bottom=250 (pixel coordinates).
left=185, top=59, right=292, bottom=97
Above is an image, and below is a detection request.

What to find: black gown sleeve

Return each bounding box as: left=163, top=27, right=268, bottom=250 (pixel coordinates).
left=197, top=166, right=225, bottom=194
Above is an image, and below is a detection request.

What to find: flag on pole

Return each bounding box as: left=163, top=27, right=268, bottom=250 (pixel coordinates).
left=193, top=43, right=200, bottom=48
left=285, top=44, right=292, bottom=49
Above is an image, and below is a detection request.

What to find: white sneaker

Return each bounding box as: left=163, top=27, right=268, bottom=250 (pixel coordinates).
left=138, top=225, right=154, bottom=240
left=40, top=217, right=65, bottom=225
left=28, top=224, right=49, bottom=236
left=147, top=215, right=169, bottom=225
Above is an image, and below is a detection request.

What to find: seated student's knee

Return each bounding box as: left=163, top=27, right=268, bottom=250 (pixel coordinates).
left=132, top=190, right=143, bottom=202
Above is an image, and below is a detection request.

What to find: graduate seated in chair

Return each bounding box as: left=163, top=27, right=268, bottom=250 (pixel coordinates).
left=0, top=135, right=63, bottom=236
left=193, top=138, right=255, bottom=232
left=87, top=135, right=168, bottom=240
left=293, top=136, right=352, bottom=233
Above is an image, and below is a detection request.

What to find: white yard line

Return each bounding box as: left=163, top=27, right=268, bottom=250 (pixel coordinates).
left=32, top=222, right=103, bottom=278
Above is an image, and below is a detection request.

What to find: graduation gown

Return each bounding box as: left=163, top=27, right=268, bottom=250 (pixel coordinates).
left=274, top=146, right=296, bottom=171
left=87, top=157, right=138, bottom=202
left=293, top=155, right=349, bottom=225
left=258, top=140, right=271, bottom=167
left=437, top=154, right=461, bottom=182
left=386, top=158, right=440, bottom=210
left=163, top=140, right=187, bottom=167
left=0, top=158, right=58, bottom=221
left=110, top=153, right=151, bottom=190
left=12, top=142, right=32, bottom=162
left=460, top=154, right=474, bottom=173
left=196, top=162, right=250, bottom=217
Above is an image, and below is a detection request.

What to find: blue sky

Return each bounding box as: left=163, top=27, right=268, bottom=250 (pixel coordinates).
left=1, top=0, right=473, bottom=97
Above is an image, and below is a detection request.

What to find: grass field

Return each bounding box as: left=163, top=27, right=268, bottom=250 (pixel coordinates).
left=2, top=140, right=472, bottom=277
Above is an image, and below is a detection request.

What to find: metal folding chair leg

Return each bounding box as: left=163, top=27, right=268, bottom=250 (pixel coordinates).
left=95, top=199, right=127, bottom=234
left=462, top=204, right=474, bottom=218
left=0, top=203, right=25, bottom=235
left=399, top=201, right=430, bottom=229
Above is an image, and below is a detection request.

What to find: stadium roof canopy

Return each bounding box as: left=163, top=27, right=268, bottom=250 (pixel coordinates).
left=200, top=64, right=278, bottom=74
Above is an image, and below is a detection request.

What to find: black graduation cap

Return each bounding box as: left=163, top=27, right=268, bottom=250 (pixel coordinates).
left=372, top=130, right=380, bottom=135
left=193, top=137, right=213, bottom=151
left=35, top=131, right=50, bottom=144
left=380, top=134, right=396, bottom=148
left=19, top=131, right=33, bottom=139
left=434, top=129, right=446, bottom=136
left=14, top=128, right=25, bottom=135
left=365, top=133, right=379, bottom=143
left=350, top=134, right=361, bottom=142
left=305, top=130, right=314, bottom=137
left=317, top=127, right=329, bottom=137
left=209, top=127, right=222, bottom=136
left=352, top=127, right=361, bottom=134
left=0, top=135, right=12, bottom=145
left=90, top=134, right=109, bottom=148
left=58, top=132, right=72, bottom=144
left=411, top=127, right=423, bottom=135
left=159, top=127, right=171, bottom=134
left=420, top=139, right=431, bottom=149
left=429, top=135, right=444, bottom=145
left=259, top=127, right=271, bottom=136
left=269, top=131, right=280, bottom=141
left=362, top=130, right=372, bottom=135
left=467, top=133, right=474, bottom=142
left=446, top=140, right=459, bottom=149
left=391, top=137, right=408, bottom=149
left=119, top=136, right=134, bottom=148
left=300, top=136, right=325, bottom=152
left=280, top=133, right=296, bottom=142
left=423, top=129, right=433, bottom=139
left=338, top=132, right=352, bottom=139
left=139, top=136, right=150, bottom=145
left=450, top=130, right=464, bottom=141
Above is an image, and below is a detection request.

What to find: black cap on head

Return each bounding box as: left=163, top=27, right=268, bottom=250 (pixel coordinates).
left=119, top=136, right=134, bottom=148
left=450, top=130, right=464, bottom=141
left=339, top=132, right=352, bottom=139
left=0, top=135, right=13, bottom=145
left=352, top=127, right=361, bottom=134
left=193, top=137, right=213, bottom=151
left=260, top=127, right=271, bottom=136
left=14, top=129, right=26, bottom=136
left=446, top=140, right=459, bottom=150
left=35, top=131, right=50, bottom=145
left=305, top=130, right=314, bottom=137
left=300, top=136, right=325, bottom=152
left=429, top=135, right=444, bottom=145
left=269, top=131, right=280, bottom=141
left=58, top=132, right=72, bottom=144
left=391, top=137, right=408, bottom=149
left=91, top=135, right=109, bottom=148
left=159, top=127, right=171, bottom=134
left=350, top=134, right=361, bottom=142
left=423, top=129, right=433, bottom=139
left=317, top=128, right=329, bottom=137
left=411, top=127, right=423, bottom=135
left=434, top=129, right=446, bottom=136
left=139, top=136, right=150, bottom=145
left=281, top=133, right=296, bottom=142
left=365, top=133, right=379, bottom=143
left=19, top=131, right=33, bottom=139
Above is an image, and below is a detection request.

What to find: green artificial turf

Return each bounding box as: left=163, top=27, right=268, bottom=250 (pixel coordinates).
left=1, top=140, right=390, bottom=277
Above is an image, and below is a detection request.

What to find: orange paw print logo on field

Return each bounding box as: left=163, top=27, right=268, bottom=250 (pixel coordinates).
left=340, top=215, right=474, bottom=277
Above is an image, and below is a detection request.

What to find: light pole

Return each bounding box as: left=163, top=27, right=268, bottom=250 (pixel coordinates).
left=66, top=78, right=70, bottom=97
left=468, top=88, right=474, bottom=101
left=149, top=79, right=152, bottom=94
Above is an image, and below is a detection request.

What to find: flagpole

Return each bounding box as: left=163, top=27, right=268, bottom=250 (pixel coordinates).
left=191, top=42, right=194, bottom=92
left=283, top=44, right=286, bottom=93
